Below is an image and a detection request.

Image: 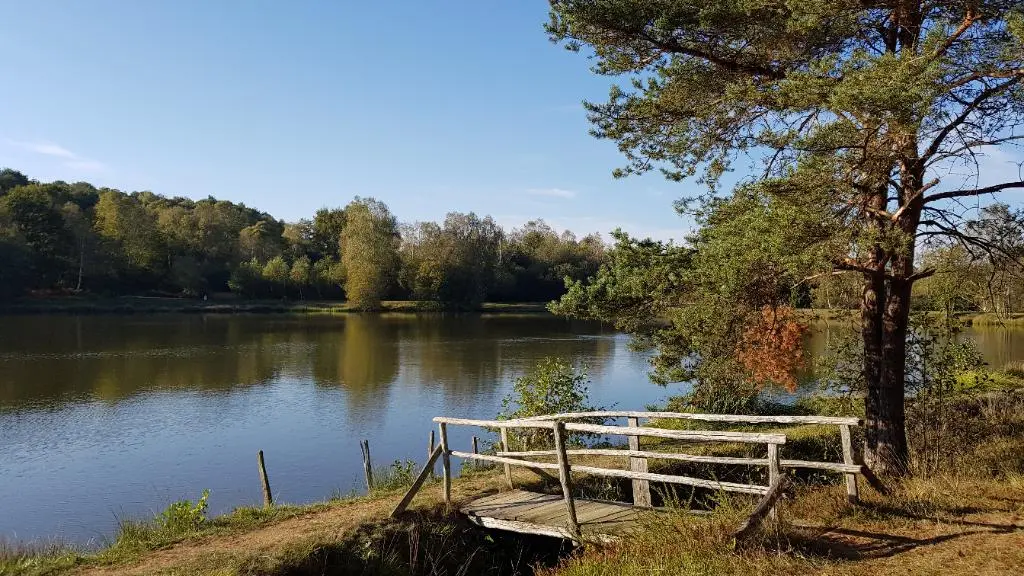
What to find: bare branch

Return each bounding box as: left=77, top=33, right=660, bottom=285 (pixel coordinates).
left=924, top=181, right=1024, bottom=204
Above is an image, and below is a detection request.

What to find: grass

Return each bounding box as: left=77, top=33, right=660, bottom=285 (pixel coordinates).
left=0, top=296, right=552, bottom=316
left=3, top=393, right=1023, bottom=576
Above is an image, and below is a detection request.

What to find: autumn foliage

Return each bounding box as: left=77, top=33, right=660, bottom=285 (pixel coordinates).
left=736, top=306, right=808, bottom=392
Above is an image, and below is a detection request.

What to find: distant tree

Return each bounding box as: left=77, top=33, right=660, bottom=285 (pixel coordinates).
left=0, top=169, right=31, bottom=197
left=313, top=208, right=347, bottom=259
left=228, top=258, right=265, bottom=298
left=170, top=254, right=205, bottom=296
left=341, top=198, right=399, bottom=310
left=60, top=202, right=100, bottom=291
left=399, top=212, right=503, bottom=308
left=312, top=257, right=345, bottom=298
left=0, top=185, right=74, bottom=288
left=289, top=255, right=311, bottom=299
left=282, top=220, right=315, bottom=260
left=262, top=256, right=289, bottom=297
left=93, top=191, right=164, bottom=278
left=239, top=221, right=282, bottom=263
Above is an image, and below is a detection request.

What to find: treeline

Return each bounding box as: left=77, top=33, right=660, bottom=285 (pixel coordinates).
left=0, top=169, right=605, bottom=309
left=810, top=204, right=1024, bottom=315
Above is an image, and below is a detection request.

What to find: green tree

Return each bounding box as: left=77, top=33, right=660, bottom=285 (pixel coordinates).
left=93, top=191, right=164, bottom=277
left=0, top=185, right=74, bottom=288
left=548, top=0, right=1024, bottom=474
left=0, top=168, right=31, bottom=196
left=239, top=221, right=282, bottom=263
left=290, top=255, right=311, bottom=299
left=228, top=258, right=265, bottom=298
left=341, top=198, right=399, bottom=310
left=399, top=212, right=503, bottom=308
left=312, top=207, right=347, bottom=259
left=262, top=255, right=290, bottom=297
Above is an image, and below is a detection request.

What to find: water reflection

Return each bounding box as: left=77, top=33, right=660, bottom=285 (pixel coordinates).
left=0, top=313, right=1018, bottom=545
left=0, top=314, right=651, bottom=545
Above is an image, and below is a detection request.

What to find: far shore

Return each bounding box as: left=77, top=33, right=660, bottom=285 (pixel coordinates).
left=0, top=296, right=553, bottom=316
left=797, top=308, right=1024, bottom=326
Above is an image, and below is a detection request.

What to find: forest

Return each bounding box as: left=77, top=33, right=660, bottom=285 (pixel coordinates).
left=0, top=168, right=606, bottom=309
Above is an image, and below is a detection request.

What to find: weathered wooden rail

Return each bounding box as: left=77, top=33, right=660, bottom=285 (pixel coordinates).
left=391, top=413, right=792, bottom=542
left=517, top=411, right=870, bottom=504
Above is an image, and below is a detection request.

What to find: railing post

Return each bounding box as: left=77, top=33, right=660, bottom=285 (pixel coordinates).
left=257, top=450, right=273, bottom=508
left=500, top=427, right=513, bottom=489
left=439, top=422, right=451, bottom=506
left=766, top=443, right=780, bottom=520
left=839, top=424, right=859, bottom=504
left=627, top=416, right=652, bottom=507
left=552, top=420, right=580, bottom=539
left=360, top=439, right=374, bottom=491
left=428, top=429, right=436, bottom=478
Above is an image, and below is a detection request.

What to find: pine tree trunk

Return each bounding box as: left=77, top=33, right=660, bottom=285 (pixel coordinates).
left=861, top=273, right=913, bottom=476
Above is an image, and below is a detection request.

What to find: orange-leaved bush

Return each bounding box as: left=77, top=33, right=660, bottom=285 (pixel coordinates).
left=735, top=306, right=807, bottom=392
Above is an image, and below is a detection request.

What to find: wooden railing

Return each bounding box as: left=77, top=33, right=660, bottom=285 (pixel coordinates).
left=391, top=415, right=788, bottom=539
left=518, top=411, right=869, bottom=504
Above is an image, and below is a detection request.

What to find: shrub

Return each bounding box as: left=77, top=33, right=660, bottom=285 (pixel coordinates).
left=372, top=460, right=418, bottom=492
left=158, top=489, right=209, bottom=534
left=500, top=358, right=602, bottom=448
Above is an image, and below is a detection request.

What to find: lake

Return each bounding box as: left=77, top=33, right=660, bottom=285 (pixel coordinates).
left=1, top=314, right=1022, bottom=546
left=0, top=314, right=674, bottom=546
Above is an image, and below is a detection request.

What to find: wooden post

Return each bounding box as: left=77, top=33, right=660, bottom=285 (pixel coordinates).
left=360, top=439, right=374, bottom=491
left=428, top=430, right=436, bottom=478
left=839, top=424, right=859, bottom=504
left=627, top=417, right=652, bottom=507
left=734, top=476, right=788, bottom=548
left=257, top=450, right=273, bottom=508
left=552, top=421, right=580, bottom=539
left=500, top=427, right=513, bottom=489
left=766, top=443, right=780, bottom=520
left=439, top=422, right=451, bottom=506
left=391, top=444, right=444, bottom=517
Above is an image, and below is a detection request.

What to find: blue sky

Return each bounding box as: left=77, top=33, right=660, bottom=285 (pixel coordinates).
left=2, top=2, right=1020, bottom=242
left=0, top=0, right=692, bottom=241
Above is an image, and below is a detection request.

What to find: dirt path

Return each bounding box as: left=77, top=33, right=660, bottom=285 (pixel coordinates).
left=74, top=475, right=504, bottom=576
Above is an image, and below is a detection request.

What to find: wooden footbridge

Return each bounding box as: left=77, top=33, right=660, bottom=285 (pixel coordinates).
left=391, top=411, right=873, bottom=543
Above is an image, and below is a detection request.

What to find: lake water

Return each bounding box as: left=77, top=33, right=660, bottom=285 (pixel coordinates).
left=0, top=314, right=675, bottom=546
left=1, top=314, right=1021, bottom=546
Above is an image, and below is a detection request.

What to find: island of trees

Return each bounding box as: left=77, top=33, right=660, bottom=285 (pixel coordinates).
left=0, top=168, right=604, bottom=309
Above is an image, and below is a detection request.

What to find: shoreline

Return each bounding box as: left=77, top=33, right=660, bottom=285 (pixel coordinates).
left=0, top=298, right=553, bottom=317
left=797, top=308, right=1024, bottom=326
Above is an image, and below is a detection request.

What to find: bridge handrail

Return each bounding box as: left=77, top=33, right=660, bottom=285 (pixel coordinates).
left=519, top=410, right=866, bottom=504
left=431, top=416, right=786, bottom=445
left=519, top=410, right=862, bottom=427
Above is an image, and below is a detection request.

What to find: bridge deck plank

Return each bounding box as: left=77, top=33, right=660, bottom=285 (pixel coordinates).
left=461, top=489, right=657, bottom=540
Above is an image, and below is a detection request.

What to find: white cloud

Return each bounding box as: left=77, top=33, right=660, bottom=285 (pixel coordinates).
left=7, top=139, right=108, bottom=173
left=20, top=142, right=78, bottom=159
left=526, top=187, right=577, bottom=199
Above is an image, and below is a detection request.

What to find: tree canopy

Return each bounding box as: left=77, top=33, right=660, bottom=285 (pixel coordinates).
left=0, top=169, right=606, bottom=307
left=548, top=0, right=1024, bottom=474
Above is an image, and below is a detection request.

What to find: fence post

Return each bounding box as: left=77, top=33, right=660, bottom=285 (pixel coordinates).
left=360, top=440, right=374, bottom=491
left=627, top=417, right=652, bottom=507
left=552, top=421, right=580, bottom=539
left=439, top=422, right=451, bottom=506
left=839, top=424, right=859, bottom=504
left=428, top=430, right=436, bottom=479
left=257, top=450, right=273, bottom=508
left=766, top=443, right=780, bottom=520
left=500, top=427, right=513, bottom=489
